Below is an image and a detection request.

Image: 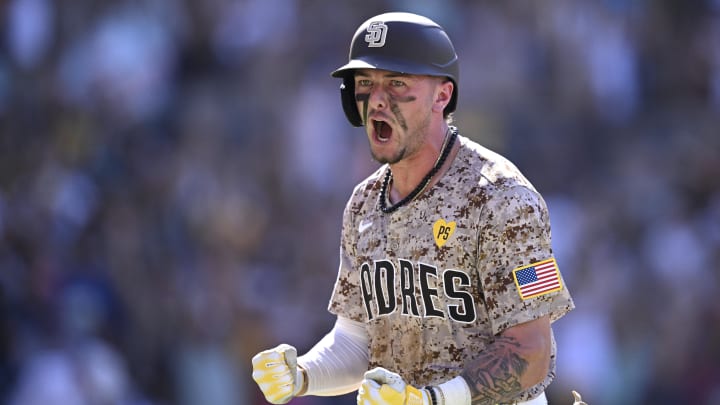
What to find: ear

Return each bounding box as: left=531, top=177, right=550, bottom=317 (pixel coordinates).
left=432, top=80, right=454, bottom=114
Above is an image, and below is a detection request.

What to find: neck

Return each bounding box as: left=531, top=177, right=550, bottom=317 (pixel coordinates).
left=389, top=126, right=451, bottom=197
left=380, top=126, right=458, bottom=214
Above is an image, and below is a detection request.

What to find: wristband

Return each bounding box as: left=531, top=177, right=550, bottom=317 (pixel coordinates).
left=425, top=387, right=437, bottom=405
left=296, top=365, right=309, bottom=396
left=437, top=376, right=471, bottom=405
left=435, top=385, right=446, bottom=405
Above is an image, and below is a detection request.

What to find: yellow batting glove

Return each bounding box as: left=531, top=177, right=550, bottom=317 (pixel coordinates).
left=357, top=367, right=428, bottom=405
left=251, top=344, right=301, bottom=404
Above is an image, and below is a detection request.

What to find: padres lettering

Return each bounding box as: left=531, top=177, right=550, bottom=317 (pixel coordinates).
left=360, top=259, right=476, bottom=323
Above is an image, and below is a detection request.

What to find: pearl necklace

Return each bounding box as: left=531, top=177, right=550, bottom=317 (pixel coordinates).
left=379, top=126, right=458, bottom=214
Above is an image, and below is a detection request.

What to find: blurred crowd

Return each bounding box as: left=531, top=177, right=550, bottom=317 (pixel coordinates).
left=1, top=0, right=719, bottom=404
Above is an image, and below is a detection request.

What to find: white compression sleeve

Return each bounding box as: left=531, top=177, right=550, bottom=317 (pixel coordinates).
left=296, top=316, right=369, bottom=396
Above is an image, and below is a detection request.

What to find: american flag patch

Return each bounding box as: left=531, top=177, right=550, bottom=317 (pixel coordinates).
left=512, top=258, right=562, bottom=300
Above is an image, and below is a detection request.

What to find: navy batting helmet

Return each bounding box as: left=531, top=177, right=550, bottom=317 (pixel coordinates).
left=332, top=12, right=459, bottom=127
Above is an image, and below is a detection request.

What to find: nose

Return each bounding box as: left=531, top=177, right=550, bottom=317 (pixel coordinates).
left=368, top=85, right=387, bottom=112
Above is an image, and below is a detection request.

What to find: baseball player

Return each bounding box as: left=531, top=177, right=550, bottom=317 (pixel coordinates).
left=252, top=12, right=575, bottom=405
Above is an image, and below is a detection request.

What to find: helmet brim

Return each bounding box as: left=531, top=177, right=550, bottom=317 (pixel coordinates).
left=331, top=60, right=376, bottom=77
left=331, top=57, right=457, bottom=80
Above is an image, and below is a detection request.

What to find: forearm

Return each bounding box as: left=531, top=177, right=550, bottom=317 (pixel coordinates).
left=297, top=316, right=369, bottom=396
left=460, top=317, right=551, bottom=405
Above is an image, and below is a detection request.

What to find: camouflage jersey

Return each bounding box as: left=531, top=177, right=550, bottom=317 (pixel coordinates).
left=328, top=134, right=575, bottom=401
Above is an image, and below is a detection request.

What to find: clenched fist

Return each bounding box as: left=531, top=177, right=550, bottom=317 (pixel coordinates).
left=252, top=344, right=304, bottom=404
left=357, top=367, right=427, bottom=405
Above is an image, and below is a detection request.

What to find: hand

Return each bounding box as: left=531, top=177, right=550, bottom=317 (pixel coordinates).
left=357, top=367, right=427, bottom=405
left=251, top=344, right=301, bottom=404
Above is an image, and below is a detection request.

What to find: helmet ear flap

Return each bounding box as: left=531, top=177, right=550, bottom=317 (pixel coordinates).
left=340, top=77, right=363, bottom=127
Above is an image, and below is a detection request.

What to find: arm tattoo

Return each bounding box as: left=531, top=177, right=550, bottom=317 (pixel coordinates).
left=461, top=335, right=529, bottom=405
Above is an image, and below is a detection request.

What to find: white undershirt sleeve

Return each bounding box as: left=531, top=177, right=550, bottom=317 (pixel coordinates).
left=296, top=316, right=369, bottom=396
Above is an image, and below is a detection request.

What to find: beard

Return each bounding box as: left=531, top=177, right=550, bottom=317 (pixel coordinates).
left=368, top=124, right=426, bottom=165
left=371, top=145, right=407, bottom=164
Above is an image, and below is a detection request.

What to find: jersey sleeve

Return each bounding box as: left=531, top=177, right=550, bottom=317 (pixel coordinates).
left=476, top=185, right=574, bottom=335
left=327, top=193, right=367, bottom=323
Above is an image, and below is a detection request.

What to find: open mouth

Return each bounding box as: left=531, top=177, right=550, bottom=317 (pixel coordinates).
left=373, top=120, right=392, bottom=142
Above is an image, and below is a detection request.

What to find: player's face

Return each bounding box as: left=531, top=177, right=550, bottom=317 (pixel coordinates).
left=354, top=69, right=440, bottom=164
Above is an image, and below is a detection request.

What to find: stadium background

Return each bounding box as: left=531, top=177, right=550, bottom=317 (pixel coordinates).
left=1, top=0, right=719, bottom=404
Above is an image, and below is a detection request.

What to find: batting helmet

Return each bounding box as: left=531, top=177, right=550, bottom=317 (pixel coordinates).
left=331, top=12, right=459, bottom=127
